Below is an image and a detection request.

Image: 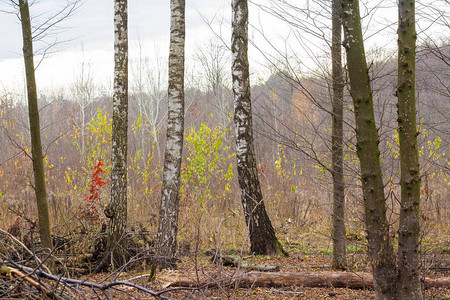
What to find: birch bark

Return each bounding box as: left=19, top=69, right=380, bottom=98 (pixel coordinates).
left=231, top=0, right=285, bottom=256
left=156, top=0, right=185, bottom=269
left=105, top=0, right=129, bottom=268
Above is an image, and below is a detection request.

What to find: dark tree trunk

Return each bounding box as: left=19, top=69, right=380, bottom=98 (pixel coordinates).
left=331, top=0, right=346, bottom=271
left=105, top=0, right=129, bottom=268
left=19, top=0, right=53, bottom=252
left=231, top=0, right=286, bottom=256
left=397, top=0, right=422, bottom=298
left=156, top=0, right=185, bottom=269
left=340, top=0, right=398, bottom=299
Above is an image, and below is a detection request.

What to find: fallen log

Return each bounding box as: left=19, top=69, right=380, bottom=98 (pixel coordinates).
left=159, top=270, right=450, bottom=290
left=213, top=255, right=280, bottom=272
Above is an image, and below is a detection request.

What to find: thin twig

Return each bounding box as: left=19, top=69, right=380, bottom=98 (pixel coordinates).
left=0, top=228, right=52, bottom=274
left=7, top=262, right=170, bottom=300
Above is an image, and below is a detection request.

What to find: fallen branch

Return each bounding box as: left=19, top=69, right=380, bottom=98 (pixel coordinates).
left=426, top=277, right=450, bottom=288
left=159, top=270, right=450, bottom=290
left=213, top=255, right=280, bottom=272
left=0, top=265, right=60, bottom=299
left=0, top=228, right=52, bottom=274
left=2, top=263, right=170, bottom=299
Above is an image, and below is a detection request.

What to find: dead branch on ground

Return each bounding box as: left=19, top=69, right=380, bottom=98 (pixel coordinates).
left=159, top=270, right=450, bottom=290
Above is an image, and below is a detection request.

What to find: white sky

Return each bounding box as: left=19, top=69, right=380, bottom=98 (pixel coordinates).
left=0, top=0, right=447, bottom=95
left=0, top=0, right=233, bottom=93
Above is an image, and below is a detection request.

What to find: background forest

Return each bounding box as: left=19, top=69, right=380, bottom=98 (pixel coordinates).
left=0, top=0, right=449, bottom=299
left=2, top=47, right=450, bottom=246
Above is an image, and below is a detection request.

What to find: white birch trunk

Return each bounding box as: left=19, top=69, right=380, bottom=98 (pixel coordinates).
left=105, top=0, right=129, bottom=269
left=156, top=0, right=185, bottom=269
left=231, top=0, right=285, bottom=256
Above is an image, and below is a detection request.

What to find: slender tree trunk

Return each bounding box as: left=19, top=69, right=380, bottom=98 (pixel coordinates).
left=105, top=0, right=128, bottom=268
left=331, top=0, right=346, bottom=270
left=19, top=0, right=53, bottom=252
left=340, top=1, right=398, bottom=299
left=151, top=120, right=161, bottom=160
left=231, top=0, right=286, bottom=256
left=81, top=102, right=85, bottom=157
left=156, top=0, right=185, bottom=269
left=397, top=0, right=422, bottom=298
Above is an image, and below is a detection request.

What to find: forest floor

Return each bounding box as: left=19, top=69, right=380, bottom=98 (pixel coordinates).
left=75, top=228, right=450, bottom=299
left=80, top=249, right=449, bottom=299
left=98, top=254, right=449, bottom=299
left=1, top=219, right=449, bottom=299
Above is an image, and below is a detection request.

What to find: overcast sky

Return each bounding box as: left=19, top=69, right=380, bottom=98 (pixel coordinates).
left=0, top=0, right=447, bottom=95
left=0, top=0, right=233, bottom=93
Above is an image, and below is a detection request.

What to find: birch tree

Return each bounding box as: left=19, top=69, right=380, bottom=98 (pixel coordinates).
left=71, top=58, right=95, bottom=158
left=104, top=0, right=129, bottom=268
left=131, top=42, right=166, bottom=161
left=231, top=0, right=285, bottom=255
left=397, top=0, right=422, bottom=298
left=18, top=0, right=53, bottom=252
left=249, top=0, right=349, bottom=264
left=194, top=39, right=231, bottom=129
left=156, top=0, right=185, bottom=268
left=340, top=0, right=398, bottom=298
